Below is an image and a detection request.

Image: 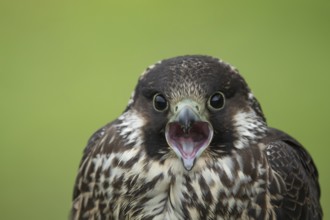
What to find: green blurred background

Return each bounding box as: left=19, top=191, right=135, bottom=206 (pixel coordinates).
left=1, top=1, right=329, bottom=219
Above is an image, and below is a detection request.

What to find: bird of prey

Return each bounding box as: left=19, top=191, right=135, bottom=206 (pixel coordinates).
left=71, top=55, right=322, bottom=220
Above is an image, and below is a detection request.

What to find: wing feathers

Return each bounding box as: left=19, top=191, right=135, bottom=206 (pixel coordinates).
left=71, top=122, right=118, bottom=220
left=265, top=128, right=322, bottom=220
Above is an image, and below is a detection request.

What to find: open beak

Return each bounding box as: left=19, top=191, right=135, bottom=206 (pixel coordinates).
left=165, top=99, right=214, bottom=171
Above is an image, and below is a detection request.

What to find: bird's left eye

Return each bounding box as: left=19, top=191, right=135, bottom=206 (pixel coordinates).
left=208, top=91, right=225, bottom=110
left=153, top=93, right=168, bottom=112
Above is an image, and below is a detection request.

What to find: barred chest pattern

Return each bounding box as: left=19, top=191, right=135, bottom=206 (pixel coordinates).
left=83, top=145, right=274, bottom=220
left=73, top=108, right=274, bottom=220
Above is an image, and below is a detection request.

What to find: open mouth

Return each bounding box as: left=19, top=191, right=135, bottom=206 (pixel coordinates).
left=165, top=121, right=213, bottom=170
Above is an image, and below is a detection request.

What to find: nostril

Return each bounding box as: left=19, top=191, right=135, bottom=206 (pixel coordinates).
left=177, top=107, right=198, bottom=134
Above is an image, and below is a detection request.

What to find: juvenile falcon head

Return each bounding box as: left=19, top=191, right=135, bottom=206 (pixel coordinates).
left=71, top=55, right=322, bottom=220
left=125, top=55, right=266, bottom=171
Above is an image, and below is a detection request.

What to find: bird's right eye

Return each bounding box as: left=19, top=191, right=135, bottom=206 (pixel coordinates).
left=153, top=93, right=168, bottom=112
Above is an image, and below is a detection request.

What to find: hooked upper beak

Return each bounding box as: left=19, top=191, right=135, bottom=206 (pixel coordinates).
left=165, top=99, right=214, bottom=171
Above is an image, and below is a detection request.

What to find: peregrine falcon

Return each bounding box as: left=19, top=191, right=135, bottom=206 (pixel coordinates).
left=71, top=55, right=322, bottom=219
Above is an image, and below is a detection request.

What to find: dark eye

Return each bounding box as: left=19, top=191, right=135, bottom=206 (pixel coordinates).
left=208, top=92, right=225, bottom=110
left=153, top=93, right=168, bottom=112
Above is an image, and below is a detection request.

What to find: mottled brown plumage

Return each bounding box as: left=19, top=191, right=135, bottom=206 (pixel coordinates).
left=71, top=55, right=322, bottom=220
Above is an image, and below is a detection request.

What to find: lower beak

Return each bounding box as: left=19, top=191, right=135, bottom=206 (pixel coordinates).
left=165, top=100, right=213, bottom=170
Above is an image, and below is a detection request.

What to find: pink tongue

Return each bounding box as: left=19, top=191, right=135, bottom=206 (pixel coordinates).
left=180, top=138, right=195, bottom=157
